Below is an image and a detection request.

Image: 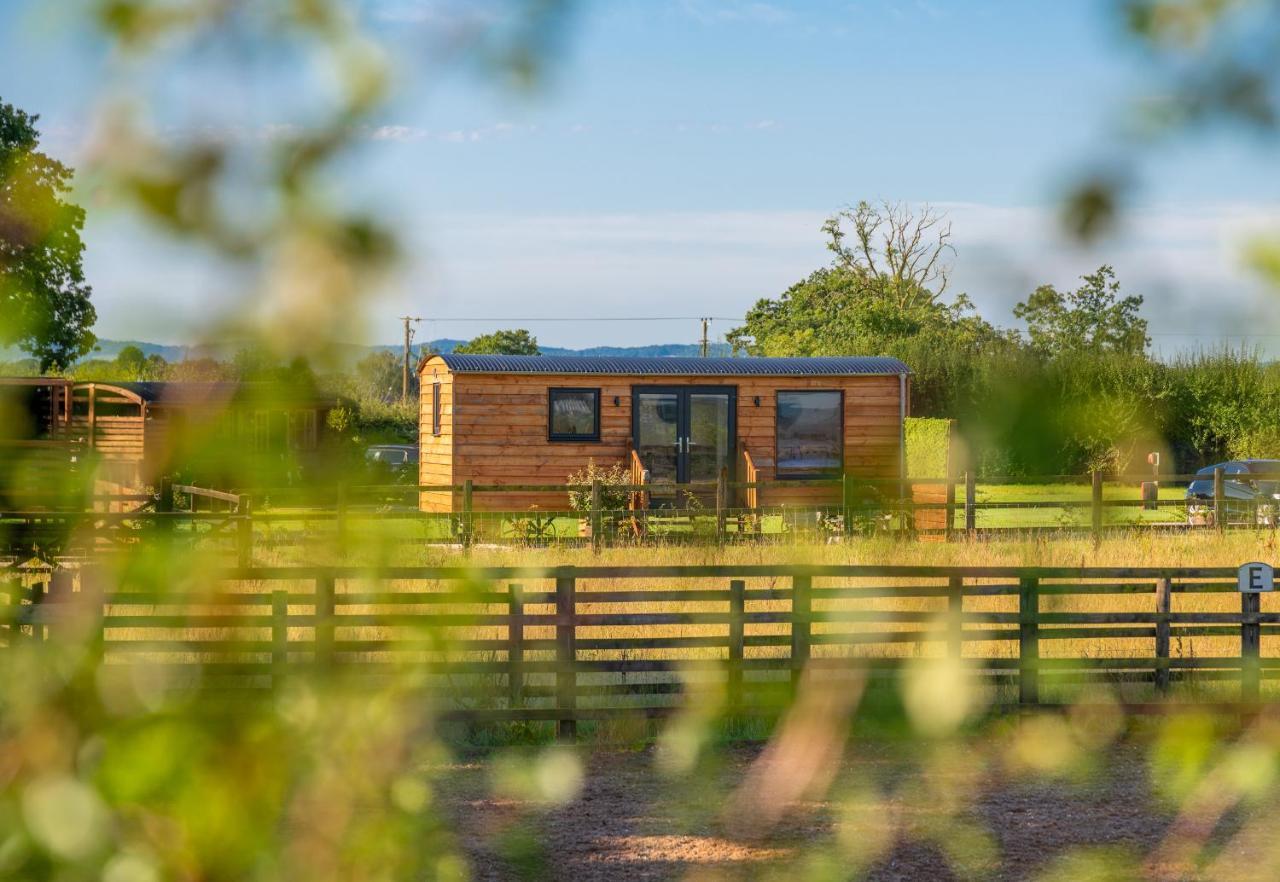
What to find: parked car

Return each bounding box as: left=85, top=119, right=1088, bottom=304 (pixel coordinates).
left=365, top=444, right=419, bottom=483
left=1186, top=460, right=1280, bottom=526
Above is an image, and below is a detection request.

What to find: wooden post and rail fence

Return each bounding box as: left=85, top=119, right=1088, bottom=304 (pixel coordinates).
left=1, top=468, right=1270, bottom=561
left=5, top=564, right=1279, bottom=733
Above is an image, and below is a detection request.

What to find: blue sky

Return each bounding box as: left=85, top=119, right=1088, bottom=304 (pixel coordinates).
left=4, top=0, right=1280, bottom=352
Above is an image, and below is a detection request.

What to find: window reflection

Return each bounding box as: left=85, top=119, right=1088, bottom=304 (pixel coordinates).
left=776, top=390, right=842, bottom=477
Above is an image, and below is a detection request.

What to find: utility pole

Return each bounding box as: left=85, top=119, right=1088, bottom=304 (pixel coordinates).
left=400, top=315, right=422, bottom=403
left=700, top=317, right=711, bottom=358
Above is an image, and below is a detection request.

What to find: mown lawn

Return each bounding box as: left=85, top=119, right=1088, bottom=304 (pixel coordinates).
left=237, top=482, right=1195, bottom=551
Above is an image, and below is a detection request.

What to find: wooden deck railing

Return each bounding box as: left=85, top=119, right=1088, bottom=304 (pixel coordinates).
left=7, top=564, right=1275, bottom=733
left=627, top=449, right=649, bottom=512
left=739, top=444, right=759, bottom=510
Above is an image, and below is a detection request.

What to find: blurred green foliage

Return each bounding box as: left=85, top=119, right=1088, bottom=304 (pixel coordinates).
left=4, top=1, right=1280, bottom=880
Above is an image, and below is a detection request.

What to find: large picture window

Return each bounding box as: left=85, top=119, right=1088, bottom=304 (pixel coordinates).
left=548, top=388, right=601, bottom=442
left=776, top=390, right=843, bottom=477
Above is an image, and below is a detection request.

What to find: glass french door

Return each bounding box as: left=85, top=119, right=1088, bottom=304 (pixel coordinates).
left=633, top=387, right=736, bottom=501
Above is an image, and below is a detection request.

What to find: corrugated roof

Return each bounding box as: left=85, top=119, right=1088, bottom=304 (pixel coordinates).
left=433, top=354, right=911, bottom=376
left=103, top=381, right=338, bottom=407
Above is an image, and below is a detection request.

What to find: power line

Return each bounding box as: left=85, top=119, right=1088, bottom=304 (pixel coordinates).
left=418, top=316, right=741, bottom=322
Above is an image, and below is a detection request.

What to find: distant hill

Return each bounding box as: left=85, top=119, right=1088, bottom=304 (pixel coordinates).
left=3, top=338, right=736, bottom=370
left=420, top=340, right=734, bottom=358
left=79, top=338, right=737, bottom=362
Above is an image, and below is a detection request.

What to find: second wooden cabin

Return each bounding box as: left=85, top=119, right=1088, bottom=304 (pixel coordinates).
left=418, top=354, right=911, bottom=512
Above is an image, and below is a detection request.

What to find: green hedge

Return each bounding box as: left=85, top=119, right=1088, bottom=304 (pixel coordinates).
left=905, top=417, right=952, bottom=478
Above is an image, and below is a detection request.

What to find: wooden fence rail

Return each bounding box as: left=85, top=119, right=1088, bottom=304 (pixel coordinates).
left=1, top=466, right=1268, bottom=560
left=4, top=564, right=1277, bottom=733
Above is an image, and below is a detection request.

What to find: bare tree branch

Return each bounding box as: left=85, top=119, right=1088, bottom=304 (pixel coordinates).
left=822, top=200, right=954, bottom=309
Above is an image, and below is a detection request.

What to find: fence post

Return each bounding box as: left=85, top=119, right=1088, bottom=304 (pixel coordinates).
left=272, top=589, right=288, bottom=691
left=1214, top=467, right=1225, bottom=532
left=28, top=578, right=46, bottom=643
left=555, top=571, right=577, bottom=740
left=237, top=498, right=254, bottom=569
left=944, top=474, right=956, bottom=542
left=1155, top=578, right=1172, bottom=695
left=947, top=575, right=963, bottom=661
left=1242, top=590, right=1261, bottom=703
left=316, top=574, right=335, bottom=669
left=1091, top=471, right=1103, bottom=543
left=508, top=583, right=524, bottom=708
left=791, top=574, right=811, bottom=689
left=589, top=479, right=602, bottom=552
left=336, top=483, right=348, bottom=550
left=842, top=473, right=855, bottom=538
left=157, top=475, right=173, bottom=535
left=964, top=471, right=976, bottom=534
left=1018, top=576, right=1039, bottom=707
left=715, top=468, right=727, bottom=543
left=729, top=579, right=745, bottom=710
left=462, top=479, right=474, bottom=549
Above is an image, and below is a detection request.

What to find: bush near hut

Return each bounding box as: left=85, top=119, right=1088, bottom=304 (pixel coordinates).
left=905, top=417, right=952, bottom=479
left=566, top=460, right=632, bottom=513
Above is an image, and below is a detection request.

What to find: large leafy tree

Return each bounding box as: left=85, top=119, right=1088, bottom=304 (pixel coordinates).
left=1013, top=265, right=1149, bottom=357
left=728, top=204, right=1014, bottom=416
left=0, top=100, right=95, bottom=371
left=453, top=328, right=541, bottom=355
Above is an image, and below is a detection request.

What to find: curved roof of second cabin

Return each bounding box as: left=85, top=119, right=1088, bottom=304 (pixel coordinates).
left=425, top=354, right=911, bottom=377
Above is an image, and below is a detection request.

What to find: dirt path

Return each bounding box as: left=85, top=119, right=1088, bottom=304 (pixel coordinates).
left=436, top=742, right=1188, bottom=881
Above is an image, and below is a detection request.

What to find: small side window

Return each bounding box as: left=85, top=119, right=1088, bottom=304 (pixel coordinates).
left=431, top=381, right=441, bottom=436
left=548, top=388, right=601, bottom=442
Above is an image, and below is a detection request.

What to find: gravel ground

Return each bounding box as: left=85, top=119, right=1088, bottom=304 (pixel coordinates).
left=435, top=741, right=1199, bottom=881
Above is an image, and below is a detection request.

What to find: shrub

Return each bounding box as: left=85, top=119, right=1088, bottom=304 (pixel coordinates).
left=565, top=460, right=631, bottom=513
left=905, top=417, right=952, bottom=478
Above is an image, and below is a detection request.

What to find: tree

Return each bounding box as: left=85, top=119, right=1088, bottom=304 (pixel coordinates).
left=821, top=200, right=954, bottom=310
left=1013, top=265, right=1149, bottom=357
left=352, top=350, right=402, bottom=402
left=115, top=344, right=147, bottom=377
left=0, top=100, right=95, bottom=371
left=453, top=328, right=540, bottom=355
left=727, top=205, right=1014, bottom=417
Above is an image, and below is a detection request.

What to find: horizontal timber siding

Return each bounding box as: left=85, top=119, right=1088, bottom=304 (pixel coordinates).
left=418, top=369, right=454, bottom=512
left=418, top=360, right=905, bottom=513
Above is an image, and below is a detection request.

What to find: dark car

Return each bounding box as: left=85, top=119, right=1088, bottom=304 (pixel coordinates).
left=1186, top=460, right=1280, bottom=526
left=365, top=444, right=419, bottom=483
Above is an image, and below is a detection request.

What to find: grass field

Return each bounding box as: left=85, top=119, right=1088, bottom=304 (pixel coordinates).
left=233, top=481, right=1200, bottom=551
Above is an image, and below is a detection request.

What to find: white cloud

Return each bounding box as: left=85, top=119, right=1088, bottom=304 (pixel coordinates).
left=678, top=0, right=793, bottom=25
left=367, top=0, right=505, bottom=28
left=367, top=124, right=429, bottom=142
left=80, top=201, right=1280, bottom=353
left=362, top=121, right=532, bottom=143
left=384, top=204, right=1280, bottom=352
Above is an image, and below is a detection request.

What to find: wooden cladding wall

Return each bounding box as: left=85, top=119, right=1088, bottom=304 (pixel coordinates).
left=418, top=364, right=905, bottom=513
left=418, top=371, right=455, bottom=512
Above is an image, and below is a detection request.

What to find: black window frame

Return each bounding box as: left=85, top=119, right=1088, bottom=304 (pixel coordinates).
left=431, top=381, right=441, bottom=436
left=547, top=387, right=602, bottom=442
left=774, top=389, right=845, bottom=479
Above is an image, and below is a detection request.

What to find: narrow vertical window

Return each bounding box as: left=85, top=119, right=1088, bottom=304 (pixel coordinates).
left=431, top=381, right=441, bottom=436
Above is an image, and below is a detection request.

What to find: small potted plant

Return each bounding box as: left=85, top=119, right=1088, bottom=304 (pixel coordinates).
left=566, top=460, right=632, bottom=539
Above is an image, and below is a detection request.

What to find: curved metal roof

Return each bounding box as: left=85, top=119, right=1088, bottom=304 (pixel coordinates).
left=432, top=354, right=910, bottom=376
